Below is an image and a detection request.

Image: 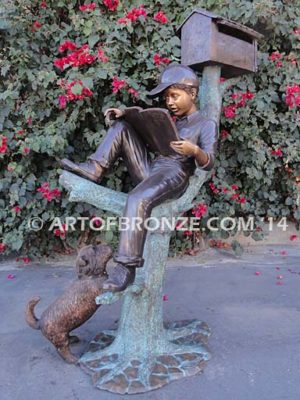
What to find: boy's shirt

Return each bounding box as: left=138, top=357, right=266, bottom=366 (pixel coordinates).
left=174, top=110, right=219, bottom=171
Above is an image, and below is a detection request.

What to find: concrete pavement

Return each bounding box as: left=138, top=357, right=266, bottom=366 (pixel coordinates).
left=1, top=245, right=300, bottom=400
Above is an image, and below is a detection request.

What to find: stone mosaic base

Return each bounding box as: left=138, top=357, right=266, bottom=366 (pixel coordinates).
left=80, top=320, right=211, bottom=394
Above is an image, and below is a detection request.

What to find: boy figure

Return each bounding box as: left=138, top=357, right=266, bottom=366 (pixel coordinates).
left=61, top=64, right=218, bottom=292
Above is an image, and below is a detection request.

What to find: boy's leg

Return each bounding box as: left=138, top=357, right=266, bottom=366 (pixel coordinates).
left=104, top=161, right=190, bottom=291
left=61, top=120, right=150, bottom=184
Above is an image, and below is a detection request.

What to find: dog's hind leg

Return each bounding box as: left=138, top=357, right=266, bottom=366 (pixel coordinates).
left=57, top=344, right=78, bottom=364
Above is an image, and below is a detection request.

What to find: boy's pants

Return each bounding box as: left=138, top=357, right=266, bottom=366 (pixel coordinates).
left=90, top=120, right=191, bottom=267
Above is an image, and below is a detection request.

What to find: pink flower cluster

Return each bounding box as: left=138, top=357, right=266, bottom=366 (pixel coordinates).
left=285, top=84, right=300, bottom=108
left=54, top=44, right=95, bottom=70
left=220, top=129, right=229, bottom=140
left=271, top=148, right=283, bottom=157
left=210, top=182, right=246, bottom=204
left=59, top=40, right=77, bottom=53
left=112, top=76, right=126, bottom=93
left=54, top=224, right=67, bottom=239
left=12, top=205, right=22, bottom=213
left=192, top=203, right=208, bottom=218
left=58, top=80, right=93, bottom=109
left=223, top=91, right=255, bottom=118
left=0, top=243, right=6, bottom=253
left=118, top=5, right=147, bottom=24
left=293, top=28, right=300, bottom=35
left=0, top=136, right=8, bottom=154
left=268, top=51, right=283, bottom=68
left=153, top=53, right=170, bottom=66
left=37, top=183, right=61, bottom=202
left=97, top=48, right=109, bottom=62
left=111, top=76, right=139, bottom=97
left=103, top=0, right=119, bottom=11
left=16, top=256, right=31, bottom=263
left=33, top=21, right=42, bottom=30
left=79, top=2, right=97, bottom=11
left=153, top=11, right=168, bottom=24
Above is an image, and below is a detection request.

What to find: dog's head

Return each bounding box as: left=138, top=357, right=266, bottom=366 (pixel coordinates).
left=76, top=244, right=113, bottom=279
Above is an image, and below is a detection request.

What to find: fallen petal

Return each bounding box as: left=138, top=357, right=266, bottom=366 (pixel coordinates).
left=7, top=274, right=15, bottom=280
left=255, top=271, right=262, bottom=276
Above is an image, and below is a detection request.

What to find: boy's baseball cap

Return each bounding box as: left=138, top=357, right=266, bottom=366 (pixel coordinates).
left=147, top=64, right=199, bottom=98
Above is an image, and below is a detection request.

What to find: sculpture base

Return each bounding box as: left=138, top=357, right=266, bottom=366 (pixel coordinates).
left=80, top=319, right=211, bottom=394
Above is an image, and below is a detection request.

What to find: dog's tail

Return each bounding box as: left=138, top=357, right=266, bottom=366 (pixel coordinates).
left=25, top=297, right=41, bottom=330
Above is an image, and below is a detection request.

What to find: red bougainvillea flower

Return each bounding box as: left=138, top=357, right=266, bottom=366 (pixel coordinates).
left=117, top=17, right=128, bottom=24
left=54, top=224, right=67, bottom=239
left=54, top=44, right=96, bottom=70
left=271, top=148, right=283, bottom=157
left=103, top=0, right=119, bottom=11
left=230, top=193, right=239, bottom=200
left=58, top=95, right=67, bottom=109
left=79, top=2, right=97, bottom=11
left=91, top=216, right=102, bottom=227
left=223, top=104, right=236, bottom=118
left=0, top=243, right=6, bottom=253
left=12, top=206, right=22, bottom=214
left=40, top=1, right=47, bottom=8
left=126, top=5, right=147, bottom=22
left=230, top=91, right=254, bottom=108
left=293, top=28, right=300, bottom=35
left=17, top=129, right=25, bottom=137
left=33, top=21, right=42, bottom=30
left=22, top=147, right=30, bottom=155
left=231, top=184, right=239, bottom=190
left=276, top=61, right=283, bottom=68
left=0, top=136, right=8, bottom=154
left=162, top=294, right=169, bottom=301
left=285, top=84, right=300, bottom=108
left=153, top=11, right=168, bottom=24
left=269, top=51, right=282, bottom=61
left=237, top=197, right=246, bottom=204
left=290, top=234, right=298, bottom=241
left=37, top=183, right=61, bottom=202
left=59, top=80, right=93, bottom=104
left=127, top=87, right=139, bottom=98
left=59, top=40, right=78, bottom=53
left=183, top=230, right=193, bottom=236
left=209, top=182, right=219, bottom=194
left=222, top=187, right=229, bottom=193
left=153, top=54, right=171, bottom=66
left=192, top=203, right=208, bottom=218
left=16, top=256, right=31, bottom=264
left=112, top=76, right=127, bottom=93
left=221, top=129, right=229, bottom=140
left=97, top=48, right=108, bottom=62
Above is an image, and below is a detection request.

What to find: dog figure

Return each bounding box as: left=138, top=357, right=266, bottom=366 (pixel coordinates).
left=25, top=244, right=112, bottom=364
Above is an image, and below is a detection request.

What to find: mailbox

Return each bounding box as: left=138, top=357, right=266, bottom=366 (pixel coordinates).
left=176, top=9, right=263, bottom=78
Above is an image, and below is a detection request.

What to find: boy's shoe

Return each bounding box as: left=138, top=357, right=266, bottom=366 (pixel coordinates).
left=103, top=264, right=136, bottom=292
left=60, top=158, right=103, bottom=183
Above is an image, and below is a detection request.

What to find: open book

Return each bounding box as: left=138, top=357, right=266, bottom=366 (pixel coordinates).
left=116, top=107, right=180, bottom=156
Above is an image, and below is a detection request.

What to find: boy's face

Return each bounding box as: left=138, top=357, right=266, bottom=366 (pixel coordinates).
left=164, top=87, right=197, bottom=117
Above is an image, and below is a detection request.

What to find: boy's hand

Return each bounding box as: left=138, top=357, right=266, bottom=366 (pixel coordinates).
left=170, top=140, right=198, bottom=157
left=104, top=108, right=124, bottom=119
left=104, top=108, right=124, bottom=127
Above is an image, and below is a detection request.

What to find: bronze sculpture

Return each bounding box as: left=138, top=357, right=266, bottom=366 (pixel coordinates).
left=61, top=64, right=218, bottom=293
left=25, top=244, right=112, bottom=364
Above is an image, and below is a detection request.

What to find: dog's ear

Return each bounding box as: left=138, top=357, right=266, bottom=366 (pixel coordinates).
left=77, top=256, right=87, bottom=267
